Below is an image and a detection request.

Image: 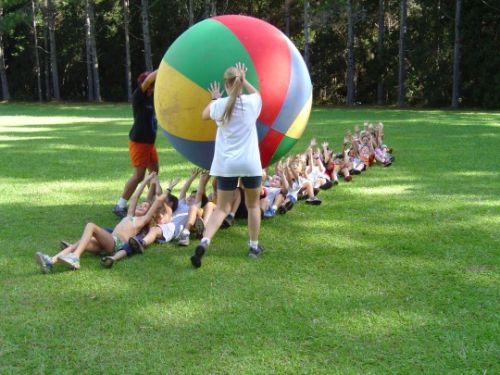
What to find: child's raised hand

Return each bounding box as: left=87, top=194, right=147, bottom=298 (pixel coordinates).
left=321, top=141, right=329, bottom=149
left=146, top=171, right=157, bottom=181
left=310, top=138, right=317, bottom=147
left=191, top=168, right=201, bottom=176
left=166, top=177, right=180, bottom=191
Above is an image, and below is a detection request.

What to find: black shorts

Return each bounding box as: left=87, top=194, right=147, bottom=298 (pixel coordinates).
left=217, top=176, right=262, bottom=191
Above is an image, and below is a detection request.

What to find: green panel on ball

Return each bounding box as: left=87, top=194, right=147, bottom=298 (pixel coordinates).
left=163, top=19, right=259, bottom=91
left=269, top=135, right=298, bottom=165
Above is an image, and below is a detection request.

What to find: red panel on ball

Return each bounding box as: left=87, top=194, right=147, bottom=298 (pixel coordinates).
left=259, top=128, right=284, bottom=167
left=214, top=15, right=291, bottom=128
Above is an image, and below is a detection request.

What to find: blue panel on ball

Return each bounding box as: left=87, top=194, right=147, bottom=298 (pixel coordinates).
left=270, top=38, right=312, bottom=134
left=161, top=129, right=214, bottom=170
left=256, top=120, right=270, bottom=142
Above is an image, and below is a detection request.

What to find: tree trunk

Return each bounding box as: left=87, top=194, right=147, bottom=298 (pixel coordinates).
left=346, top=0, right=354, bottom=106
left=0, top=8, right=10, bottom=101
left=376, top=0, right=385, bottom=105
left=0, top=33, right=9, bottom=101
left=32, top=0, right=43, bottom=102
left=284, top=0, right=291, bottom=36
left=303, top=0, right=310, bottom=68
left=85, top=0, right=101, bottom=102
left=398, top=0, right=407, bottom=107
left=210, top=0, right=216, bottom=17
left=43, top=2, right=50, bottom=100
left=123, top=0, right=132, bottom=102
left=451, top=0, right=462, bottom=109
left=188, top=0, right=194, bottom=26
left=47, top=0, right=60, bottom=100
left=85, top=2, right=94, bottom=102
left=204, top=0, right=210, bottom=18
left=141, top=0, right=153, bottom=71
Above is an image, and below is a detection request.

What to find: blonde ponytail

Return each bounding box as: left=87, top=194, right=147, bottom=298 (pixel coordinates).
left=221, top=67, right=244, bottom=123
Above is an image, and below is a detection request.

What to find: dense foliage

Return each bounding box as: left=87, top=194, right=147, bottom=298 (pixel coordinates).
left=0, top=0, right=499, bottom=108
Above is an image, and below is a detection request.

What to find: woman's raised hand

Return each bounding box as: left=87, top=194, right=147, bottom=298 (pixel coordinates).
left=208, top=81, right=222, bottom=99
left=235, top=62, right=247, bottom=81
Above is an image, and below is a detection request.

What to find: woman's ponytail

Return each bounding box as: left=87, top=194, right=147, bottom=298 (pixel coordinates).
left=221, top=67, right=243, bottom=123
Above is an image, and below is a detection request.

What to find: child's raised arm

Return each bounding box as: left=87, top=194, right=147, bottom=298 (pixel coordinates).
left=128, top=172, right=156, bottom=216
left=179, top=168, right=200, bottom=200
left=194, top=170, right=210, bottom=206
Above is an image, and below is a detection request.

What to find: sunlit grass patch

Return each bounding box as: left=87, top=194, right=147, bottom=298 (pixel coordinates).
left=0, top=103, right=499, bottom=374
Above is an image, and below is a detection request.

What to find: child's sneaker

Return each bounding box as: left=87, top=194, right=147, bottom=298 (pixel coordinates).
left=34, top=252, right=53, bottom=274
left=178, top=230, right=190, bottom=246
left=59, top=240, right=71, bottom=250
left=284, top=201, right=294, bottom=211
left=248, top=244, right=264, bottom=258
left=128, top=236, right=145, bottom=254
left=57, top=253, right=80, bottom=270
left=100, top=256, right=114, bottom=269
left=220, top=214, right=234, bottom=229
left=305, top=196, right=322, bottom=205
left=193, top=217, right=205, bottom=239
left=190, top=243, right=206, bottom=268
left=263, top=207, right=276, bottom=218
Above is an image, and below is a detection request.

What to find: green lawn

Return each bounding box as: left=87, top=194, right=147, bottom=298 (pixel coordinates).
left=0, top=103, right=498, bottom=374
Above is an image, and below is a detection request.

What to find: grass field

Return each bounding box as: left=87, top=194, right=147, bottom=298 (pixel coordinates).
left=0, top=103, right=499, bottom=374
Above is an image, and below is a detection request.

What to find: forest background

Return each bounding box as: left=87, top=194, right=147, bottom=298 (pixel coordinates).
left=0, top=0, right=498, bottom=109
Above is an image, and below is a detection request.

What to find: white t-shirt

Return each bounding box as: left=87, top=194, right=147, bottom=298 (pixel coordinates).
left=209, top=93, right=262, bottom=177
left=171, top=198, right=189, bottom=229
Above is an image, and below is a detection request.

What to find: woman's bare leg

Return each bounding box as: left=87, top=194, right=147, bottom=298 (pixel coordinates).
left=244, top=187, right=261, bottom=242
left=203, top=190, right=234, bottom=240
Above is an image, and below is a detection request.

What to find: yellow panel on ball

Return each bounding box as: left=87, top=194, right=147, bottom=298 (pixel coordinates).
left=285, top=95, right=313, bottom=140
left=155, top=60, right=216, bottom=142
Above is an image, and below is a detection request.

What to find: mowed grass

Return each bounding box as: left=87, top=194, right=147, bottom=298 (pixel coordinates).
left=0, top=103, right=498, bottom=374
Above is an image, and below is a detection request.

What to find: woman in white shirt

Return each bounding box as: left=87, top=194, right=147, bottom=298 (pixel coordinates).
left=190, top=63, right=264, bottom=268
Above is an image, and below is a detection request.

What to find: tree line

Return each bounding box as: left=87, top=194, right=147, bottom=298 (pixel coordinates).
left=0, top=0, right=498, bottom=108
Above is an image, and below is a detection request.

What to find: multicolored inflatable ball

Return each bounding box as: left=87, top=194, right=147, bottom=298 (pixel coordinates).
left=155, top=15, right=312, bottom=169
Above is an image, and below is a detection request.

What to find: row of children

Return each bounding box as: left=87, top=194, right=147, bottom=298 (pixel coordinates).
left=34, top=121, right=394, bottom=273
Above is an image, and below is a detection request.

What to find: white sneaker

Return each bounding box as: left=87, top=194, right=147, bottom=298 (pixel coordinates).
left=178, top=231, right=190, bottom=246
left=58, top=253, right=80, bottom=270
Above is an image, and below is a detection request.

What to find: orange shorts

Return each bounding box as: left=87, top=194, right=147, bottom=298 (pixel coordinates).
left=128, top=141, right=158, bottom=168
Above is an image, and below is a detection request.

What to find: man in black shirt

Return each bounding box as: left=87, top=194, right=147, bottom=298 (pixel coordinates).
left=113, top=70, right=159, bottom=218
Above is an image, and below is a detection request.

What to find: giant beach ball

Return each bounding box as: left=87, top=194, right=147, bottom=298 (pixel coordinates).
left=155, top=15, right=312, bottom=169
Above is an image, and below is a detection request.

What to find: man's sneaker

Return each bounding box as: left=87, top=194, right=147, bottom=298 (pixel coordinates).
left=193, top=217, right=205, bottom=239
left=178, top=231, right=190, bottom=246
left=305, top=196, right=322, bottom=206
left=190, top=244, right=206, bottom=268
left=59, top=240, right=71, bottom=250
left=112, top=205, right=127, bottom=219
left=221, top=214, right=234, bottom=229
left=128, top=236, right=145, bottom=254
left=34, top=252, right=53, bottom=274
left=248, top=244, right=264, bottom=258
left=284, top=201, right=294, bottom=211
left=100, top=256, right=114, bottom=269
left=57, top=253, right=80, bottom=270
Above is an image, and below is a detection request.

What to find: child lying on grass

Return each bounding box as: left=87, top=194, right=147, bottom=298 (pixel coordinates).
left=34, top=172, right=176, bottom=273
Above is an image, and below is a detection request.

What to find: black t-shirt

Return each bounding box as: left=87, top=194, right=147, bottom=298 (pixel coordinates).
left=129, top=88, right=157, bottom=144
